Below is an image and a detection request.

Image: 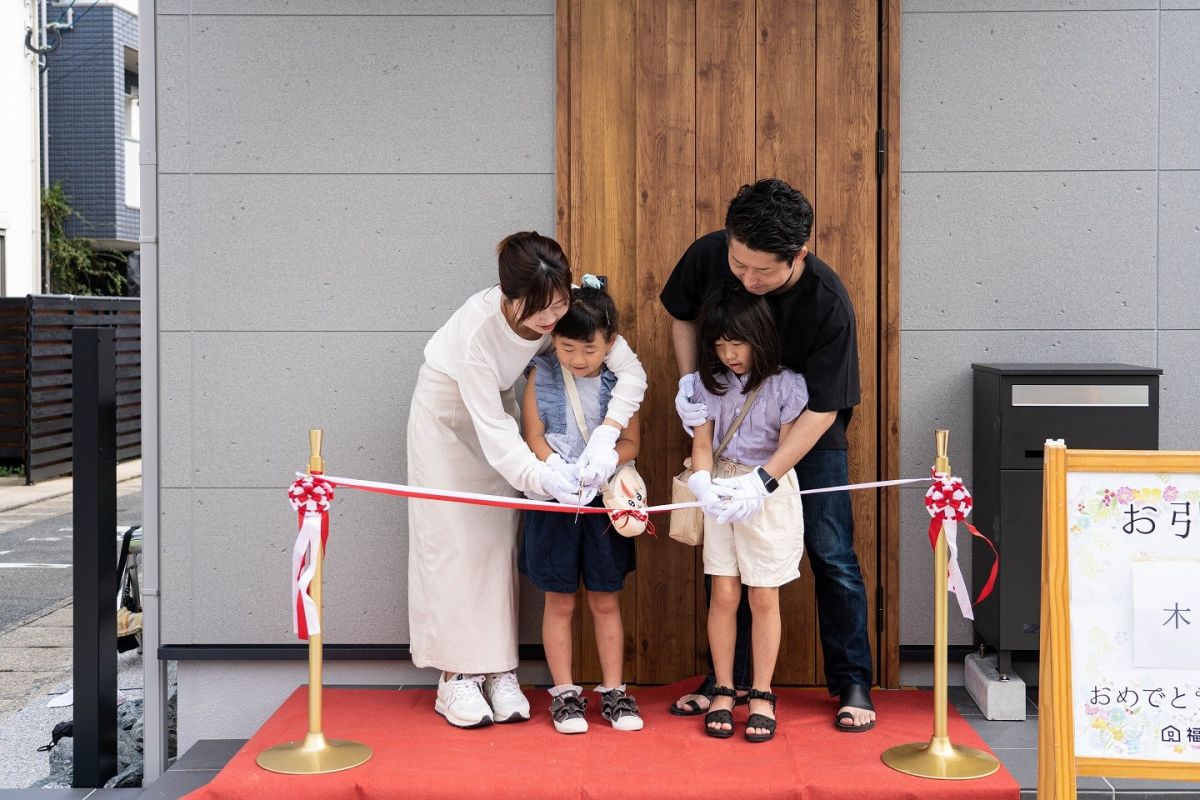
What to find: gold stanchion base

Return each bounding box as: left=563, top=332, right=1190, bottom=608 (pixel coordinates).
left=882, top=736, right=1000, bottom=780
left=256, top=732, right=373, bottom=775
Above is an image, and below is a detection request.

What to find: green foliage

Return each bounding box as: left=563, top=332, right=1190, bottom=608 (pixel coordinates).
left=42, top=184, right=127, bottom=296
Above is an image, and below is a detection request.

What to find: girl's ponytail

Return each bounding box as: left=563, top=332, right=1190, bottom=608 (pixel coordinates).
left=555, top=275, right=618, bottom=341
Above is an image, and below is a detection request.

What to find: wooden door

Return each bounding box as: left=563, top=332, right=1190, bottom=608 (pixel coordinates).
left=557, top=0, right=901, bottom=688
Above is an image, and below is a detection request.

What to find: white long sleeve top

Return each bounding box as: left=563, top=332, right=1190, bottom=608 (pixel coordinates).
left=422, top=286, right=647, bottom=496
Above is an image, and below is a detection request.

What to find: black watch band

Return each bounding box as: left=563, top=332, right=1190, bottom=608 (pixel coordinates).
left=755, top=466, right=779, bottom=494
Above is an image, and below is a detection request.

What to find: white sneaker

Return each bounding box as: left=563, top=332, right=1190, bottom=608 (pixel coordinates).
left=435, top=673, right=493, bottom=728
left=483, top=671, right=531, bottom=723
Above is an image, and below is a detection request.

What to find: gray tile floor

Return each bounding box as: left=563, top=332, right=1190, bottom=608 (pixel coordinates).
left=0, top=790, right=141, bottom=799
left=948, top=685, right=1200, bottom=799
left=4, top=688, right=1199, bottom=799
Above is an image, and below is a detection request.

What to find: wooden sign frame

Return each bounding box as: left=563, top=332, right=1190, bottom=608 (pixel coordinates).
left=1038, top=443, right=1200, bottom=798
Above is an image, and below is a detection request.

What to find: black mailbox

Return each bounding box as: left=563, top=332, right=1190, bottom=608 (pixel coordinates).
left=970, top=363, right=1161, bottom=668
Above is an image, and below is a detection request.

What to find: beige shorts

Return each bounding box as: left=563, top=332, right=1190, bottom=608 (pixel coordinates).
left=702, top=460, right=804, bottom=588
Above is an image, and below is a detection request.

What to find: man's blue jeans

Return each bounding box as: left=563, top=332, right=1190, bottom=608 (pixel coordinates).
left=701, top=448, right=873, bottom=695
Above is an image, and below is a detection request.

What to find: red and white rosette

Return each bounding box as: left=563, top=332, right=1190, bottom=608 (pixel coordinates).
left=288, top=474, right=334, bottom=640
left=925, top=469, right=998, bottom=620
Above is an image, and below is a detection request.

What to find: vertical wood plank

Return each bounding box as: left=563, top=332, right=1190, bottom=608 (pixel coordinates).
left=566, top=0, right=582, bottom=266
left=555, top=0, right=586, bottom=686
left=696, top=0, right=756, bottom=232
left=555, top=0, right=572, bottom=257
left=635, top=0, right=698, bottom=684
left=571, top=0, right=638, bottom=348
left=815, top=0, right=879, bottom=687
left=756, top=0, right=817, bottom=199
left=692, top=0, right=756, bottom=670
left=756, top=0, right=820, bottom=686
left=878, top=0, right=902, bottom=689
left=568, top=0, right=639, bottom=685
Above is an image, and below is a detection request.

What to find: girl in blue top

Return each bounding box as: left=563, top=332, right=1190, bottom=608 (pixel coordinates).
left=687, top=285, right=809, bottom=743
left=519, top=276, right=644, bottom=735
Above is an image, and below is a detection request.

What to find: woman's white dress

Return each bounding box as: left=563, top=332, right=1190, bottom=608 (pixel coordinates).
left=407, top=286, right=645, bottom=673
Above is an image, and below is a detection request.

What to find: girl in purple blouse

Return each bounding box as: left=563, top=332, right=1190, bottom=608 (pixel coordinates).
left=686, top=286, right=808, bottom=744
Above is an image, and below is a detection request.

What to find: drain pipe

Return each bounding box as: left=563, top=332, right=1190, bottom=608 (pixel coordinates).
left=40, top=0, right=49, bottom=293
left=137, top=0, right=167, bottom=782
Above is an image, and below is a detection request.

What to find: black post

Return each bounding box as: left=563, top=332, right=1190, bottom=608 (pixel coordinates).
left=23, top=295, right=33, bottom=485
left=72, top=327, right=118, bottom=788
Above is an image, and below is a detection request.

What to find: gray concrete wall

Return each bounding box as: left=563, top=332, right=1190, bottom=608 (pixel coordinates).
left=153, top=0, right=556, bottom=748
left=899, top=2, right=1200, bottom=646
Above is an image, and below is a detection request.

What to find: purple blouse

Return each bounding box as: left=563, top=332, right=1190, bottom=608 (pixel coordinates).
left=690, top=368, right=809, bottom=466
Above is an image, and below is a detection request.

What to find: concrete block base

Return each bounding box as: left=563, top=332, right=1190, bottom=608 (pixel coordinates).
left=964, top=653, right=1027, bottom=721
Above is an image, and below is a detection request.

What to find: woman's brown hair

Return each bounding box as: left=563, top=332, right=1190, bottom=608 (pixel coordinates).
left=496, top=231, right=572, bottom=324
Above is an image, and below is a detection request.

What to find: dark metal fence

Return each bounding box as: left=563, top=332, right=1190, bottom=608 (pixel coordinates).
left=0, top=295, right=140, bottom=483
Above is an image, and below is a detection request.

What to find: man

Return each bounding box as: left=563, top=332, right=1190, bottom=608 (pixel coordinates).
left=659, top=178, right=875, bottom=731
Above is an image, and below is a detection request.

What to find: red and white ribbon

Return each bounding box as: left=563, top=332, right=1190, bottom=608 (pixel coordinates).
left=316, top=473, right=930, bottom=513
left=288, top=474, right=334, bottom=640
left=924, top=469, right=999, bottom=621
left=285, top=470, right=936, bottom=639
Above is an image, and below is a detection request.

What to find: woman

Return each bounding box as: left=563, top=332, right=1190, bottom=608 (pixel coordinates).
left=407, top=231, right=647, bottom=729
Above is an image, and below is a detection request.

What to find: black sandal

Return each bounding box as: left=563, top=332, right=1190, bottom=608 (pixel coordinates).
left=834, top=683, right=876, bottom=733
left=744, top=689, right=778, bottom=744
left=703, top=685, right=738, bottom=739
left=668, top=677, right=749, bottom=717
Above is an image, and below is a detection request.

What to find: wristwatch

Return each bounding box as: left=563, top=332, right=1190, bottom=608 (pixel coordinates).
left=755, top=466, right=779, bottom=494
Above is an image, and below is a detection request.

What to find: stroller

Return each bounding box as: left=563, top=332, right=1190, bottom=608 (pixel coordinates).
left=116, top=525, right=143, bottom=653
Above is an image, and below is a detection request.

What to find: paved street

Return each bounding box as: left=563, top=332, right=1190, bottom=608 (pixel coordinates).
left=0, top=486, right=143, bottom=633
left=0, top=475, right=144, bottom=788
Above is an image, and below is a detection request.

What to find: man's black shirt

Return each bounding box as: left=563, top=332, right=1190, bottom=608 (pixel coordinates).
left=659, top=229, right=861, bottom=451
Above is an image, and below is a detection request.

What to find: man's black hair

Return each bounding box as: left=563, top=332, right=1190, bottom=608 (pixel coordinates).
left=724, top=178, right=814, bottom=263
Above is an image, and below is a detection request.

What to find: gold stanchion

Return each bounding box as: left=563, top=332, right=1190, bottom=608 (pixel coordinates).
left=257, top=430, right=373, bottom=775
left=882, top=429, right=999, bottom=780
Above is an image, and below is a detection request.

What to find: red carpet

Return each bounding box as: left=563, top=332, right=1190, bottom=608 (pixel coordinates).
left=184, top=680, right=1018, bottom=800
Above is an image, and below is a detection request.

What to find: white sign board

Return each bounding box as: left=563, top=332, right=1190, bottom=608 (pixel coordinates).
left=1132, top=560, right=1200, bottom=671
left=1068, top=472, right=1200, bottom=761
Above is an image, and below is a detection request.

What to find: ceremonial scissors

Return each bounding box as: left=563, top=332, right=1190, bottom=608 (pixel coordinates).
left=573, top=475, right=585, bottom=523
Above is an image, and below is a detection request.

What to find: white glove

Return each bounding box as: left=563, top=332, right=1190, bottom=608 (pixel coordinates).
left=674, top=375, right=708, bottom=437
left=548, top=453, right=596, bottom=504
left=537, top=463, right=591, bottom=506
left=546, top=453, right=580, bottom=484
left=535, top=455, right=595, bottom=506
left=577, top=424, right=621, bottom=487
left=687, top=470, right=726, bottom=519
left=711, top=470, right=771, bottom=524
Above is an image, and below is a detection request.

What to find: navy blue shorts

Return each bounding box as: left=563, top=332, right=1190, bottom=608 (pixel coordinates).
left=519, top=501, right=636, bottom=594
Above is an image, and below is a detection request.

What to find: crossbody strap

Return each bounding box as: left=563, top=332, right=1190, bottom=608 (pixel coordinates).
left=568, top=367, right=760, bottom=460
left=712, top=380, right=765, bottom=462
left=560, top=368, right=592, bottom=441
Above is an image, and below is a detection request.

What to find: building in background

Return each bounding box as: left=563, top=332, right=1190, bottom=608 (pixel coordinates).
left=45, top=0, right=140, bottom=294
left=0, top=1, right=42, bottom=297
